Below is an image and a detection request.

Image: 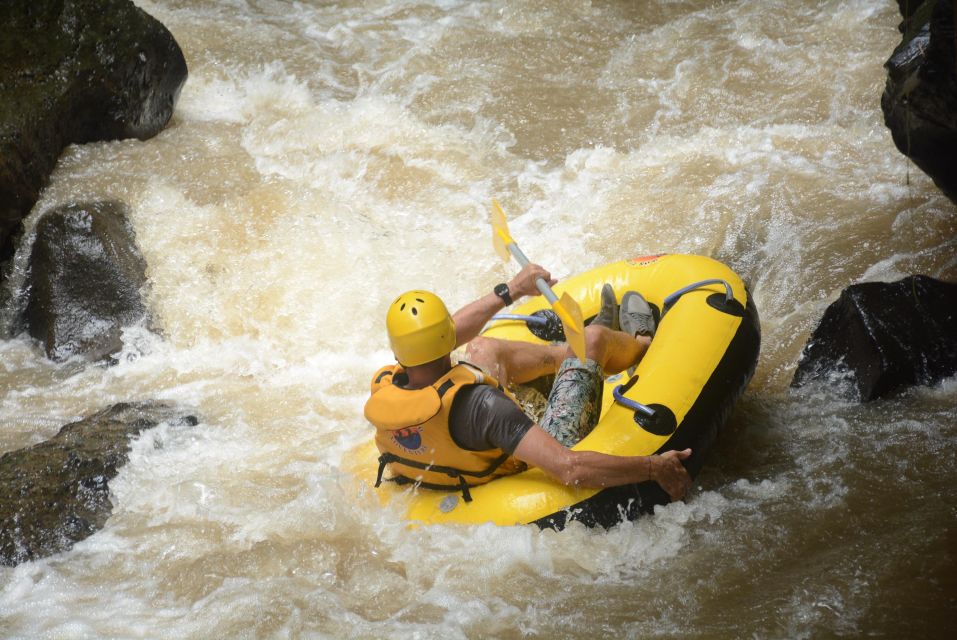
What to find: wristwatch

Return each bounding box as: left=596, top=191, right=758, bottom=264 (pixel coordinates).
left=493, top=282, right=513, bottom=306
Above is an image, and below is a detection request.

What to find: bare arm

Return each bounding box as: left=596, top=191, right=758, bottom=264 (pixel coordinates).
left=512, top=425, right=693, bottom=501
left=452, top=263, right=556, bottom=347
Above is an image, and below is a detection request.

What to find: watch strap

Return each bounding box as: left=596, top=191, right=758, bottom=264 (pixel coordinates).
left=494, top=283, right=513, bottom=306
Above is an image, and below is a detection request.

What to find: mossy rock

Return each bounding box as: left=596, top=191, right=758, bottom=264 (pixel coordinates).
left=0, top=0, right=187, bottom=264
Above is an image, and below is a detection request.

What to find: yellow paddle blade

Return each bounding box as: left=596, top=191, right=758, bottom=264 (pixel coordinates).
left=490, top=199, right=512, bottom=262
left=555, top=292, right=586, bottom=362
left=489, top=199, right=585, bottom=360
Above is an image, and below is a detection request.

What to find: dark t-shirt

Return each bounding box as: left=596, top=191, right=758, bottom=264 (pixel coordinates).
left=449, top=384, right=534, bottom=454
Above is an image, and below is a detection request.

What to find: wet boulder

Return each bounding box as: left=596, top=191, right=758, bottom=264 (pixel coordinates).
left=0, top=402, right=198, bottom=567
left=881, top=0, right=957, bottom=203
left=791, top=276, right=957, bottom=401
left=25, top=201, right=149, bottom=362
left=0, top=0, right=187, bottom=265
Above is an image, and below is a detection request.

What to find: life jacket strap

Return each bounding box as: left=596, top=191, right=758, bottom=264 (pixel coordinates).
left=456, top=475, right=473, bottom=502
left=375, top=452, right=512, bottom=502
left=375, top=453, right=399, bottom=488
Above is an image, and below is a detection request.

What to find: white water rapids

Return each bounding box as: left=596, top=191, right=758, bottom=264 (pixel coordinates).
left=1, top=1, right=955, bottom=638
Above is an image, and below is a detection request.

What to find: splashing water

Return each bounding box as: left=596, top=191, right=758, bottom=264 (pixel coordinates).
left=1, top=1, right=954, bottom=638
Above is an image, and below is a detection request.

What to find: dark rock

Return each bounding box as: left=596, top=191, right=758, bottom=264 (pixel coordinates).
left=896, top=0, right=932, bottom=21
left=25, top=201, right=149, bottom=362
left=0, top=402, right=198, bottom=567
left=881, top=0, right=957, bottom=203
left=791, top=276, right=957, bottom=401
left=0, top=0, right=187, bottom=265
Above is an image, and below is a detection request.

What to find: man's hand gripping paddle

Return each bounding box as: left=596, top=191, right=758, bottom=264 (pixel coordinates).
left=490, top=200, right=587, bottom=362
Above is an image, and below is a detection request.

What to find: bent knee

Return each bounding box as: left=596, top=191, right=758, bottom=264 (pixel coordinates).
left=465, top=336, right=502, bottom=366
left=583, top=325, right=609, bottom=359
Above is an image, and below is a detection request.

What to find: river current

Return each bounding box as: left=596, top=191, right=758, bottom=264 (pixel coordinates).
left=1, top=1, right=955, bottom=638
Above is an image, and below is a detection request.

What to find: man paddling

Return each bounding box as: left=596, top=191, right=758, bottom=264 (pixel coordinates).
left=364, top=262, right=693, bottom=502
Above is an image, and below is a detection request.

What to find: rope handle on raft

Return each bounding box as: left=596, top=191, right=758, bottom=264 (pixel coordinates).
left=490, top=313, right=549, bottom=326
left=612, top=375, right=656, bottom=417
left=663, top=278, right=734, bottom=308
left=491, top=309, right=566, bottom=342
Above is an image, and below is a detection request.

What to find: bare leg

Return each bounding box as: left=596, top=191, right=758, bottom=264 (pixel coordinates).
left=580, top=325, right=651, bottom=374
left=465, top=326, right=650, bottom=386
left=465, top=336, right=568, bottom=386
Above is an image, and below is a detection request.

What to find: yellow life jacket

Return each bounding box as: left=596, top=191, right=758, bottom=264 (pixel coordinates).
left=363, top=362, right=526, bottom=501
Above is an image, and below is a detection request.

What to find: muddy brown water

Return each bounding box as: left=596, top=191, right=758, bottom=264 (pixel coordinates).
left=1, top=1, right=955, bottom=638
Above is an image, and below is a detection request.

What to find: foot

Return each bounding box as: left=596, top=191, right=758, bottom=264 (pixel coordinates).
left=588, top=283, right=618, bottom=330
left=620, top=291, right=656, bottom=337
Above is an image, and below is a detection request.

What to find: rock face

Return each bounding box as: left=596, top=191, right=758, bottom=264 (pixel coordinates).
left=791, top=276, right=957, bottom=401
left=25, top=201, right=149, bottom=362
left=881, top=0, right=957, bottom=203
left=0, top=0, right=187, bottom=265
left=0, top=402, right=198, bottom=567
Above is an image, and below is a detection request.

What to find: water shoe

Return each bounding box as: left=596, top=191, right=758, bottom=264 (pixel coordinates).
left=588, top=283, right=619, bottom=330
left=620, top=291, right=656, bottom=337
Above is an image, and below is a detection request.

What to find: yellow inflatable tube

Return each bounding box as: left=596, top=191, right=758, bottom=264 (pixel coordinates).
left=351, top=254, right=761, bottom=529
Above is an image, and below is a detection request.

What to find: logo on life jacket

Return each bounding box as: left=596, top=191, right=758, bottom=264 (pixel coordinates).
left=390, top=426, right=427, bottom=454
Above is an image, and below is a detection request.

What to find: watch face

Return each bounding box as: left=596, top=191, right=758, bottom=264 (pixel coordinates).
left=495, top=283, right=511, bottom=304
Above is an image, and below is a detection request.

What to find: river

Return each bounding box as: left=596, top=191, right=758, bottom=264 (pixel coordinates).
left=1, top=0, right=955, bottom=638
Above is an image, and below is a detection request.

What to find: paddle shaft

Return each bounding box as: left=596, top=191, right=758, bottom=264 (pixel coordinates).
left=505, top=242, right=559, bottom=304
left=490, top=199, right=586, bottom=362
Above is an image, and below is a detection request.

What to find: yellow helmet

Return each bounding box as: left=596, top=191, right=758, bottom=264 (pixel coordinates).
left=386, top=290, right=457, bottom=366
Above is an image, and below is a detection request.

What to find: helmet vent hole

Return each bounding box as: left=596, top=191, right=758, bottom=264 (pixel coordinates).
left=400, top=303, right=406, bottom=311
left=412, top=307, right=418, bottom=315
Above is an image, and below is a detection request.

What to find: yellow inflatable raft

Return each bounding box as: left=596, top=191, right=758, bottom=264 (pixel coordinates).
left=351, top=254, right=760, bottom=529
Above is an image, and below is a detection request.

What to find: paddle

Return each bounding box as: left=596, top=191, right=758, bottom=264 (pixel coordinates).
left=490, top=199, right=587, bottom=362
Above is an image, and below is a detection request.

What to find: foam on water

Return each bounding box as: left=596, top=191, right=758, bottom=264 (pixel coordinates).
left=2, top=0, right=956, bottom=638
left=177, top=62, right=315, bottom=125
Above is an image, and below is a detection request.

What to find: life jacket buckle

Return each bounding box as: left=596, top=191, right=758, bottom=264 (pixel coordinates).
left=375, top=453, right=397, bottom=488
left=455, top=474, right=473, bottom=503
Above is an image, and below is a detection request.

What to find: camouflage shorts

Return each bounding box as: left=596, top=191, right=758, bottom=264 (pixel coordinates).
left=539, top=358, right=604, bottom=448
